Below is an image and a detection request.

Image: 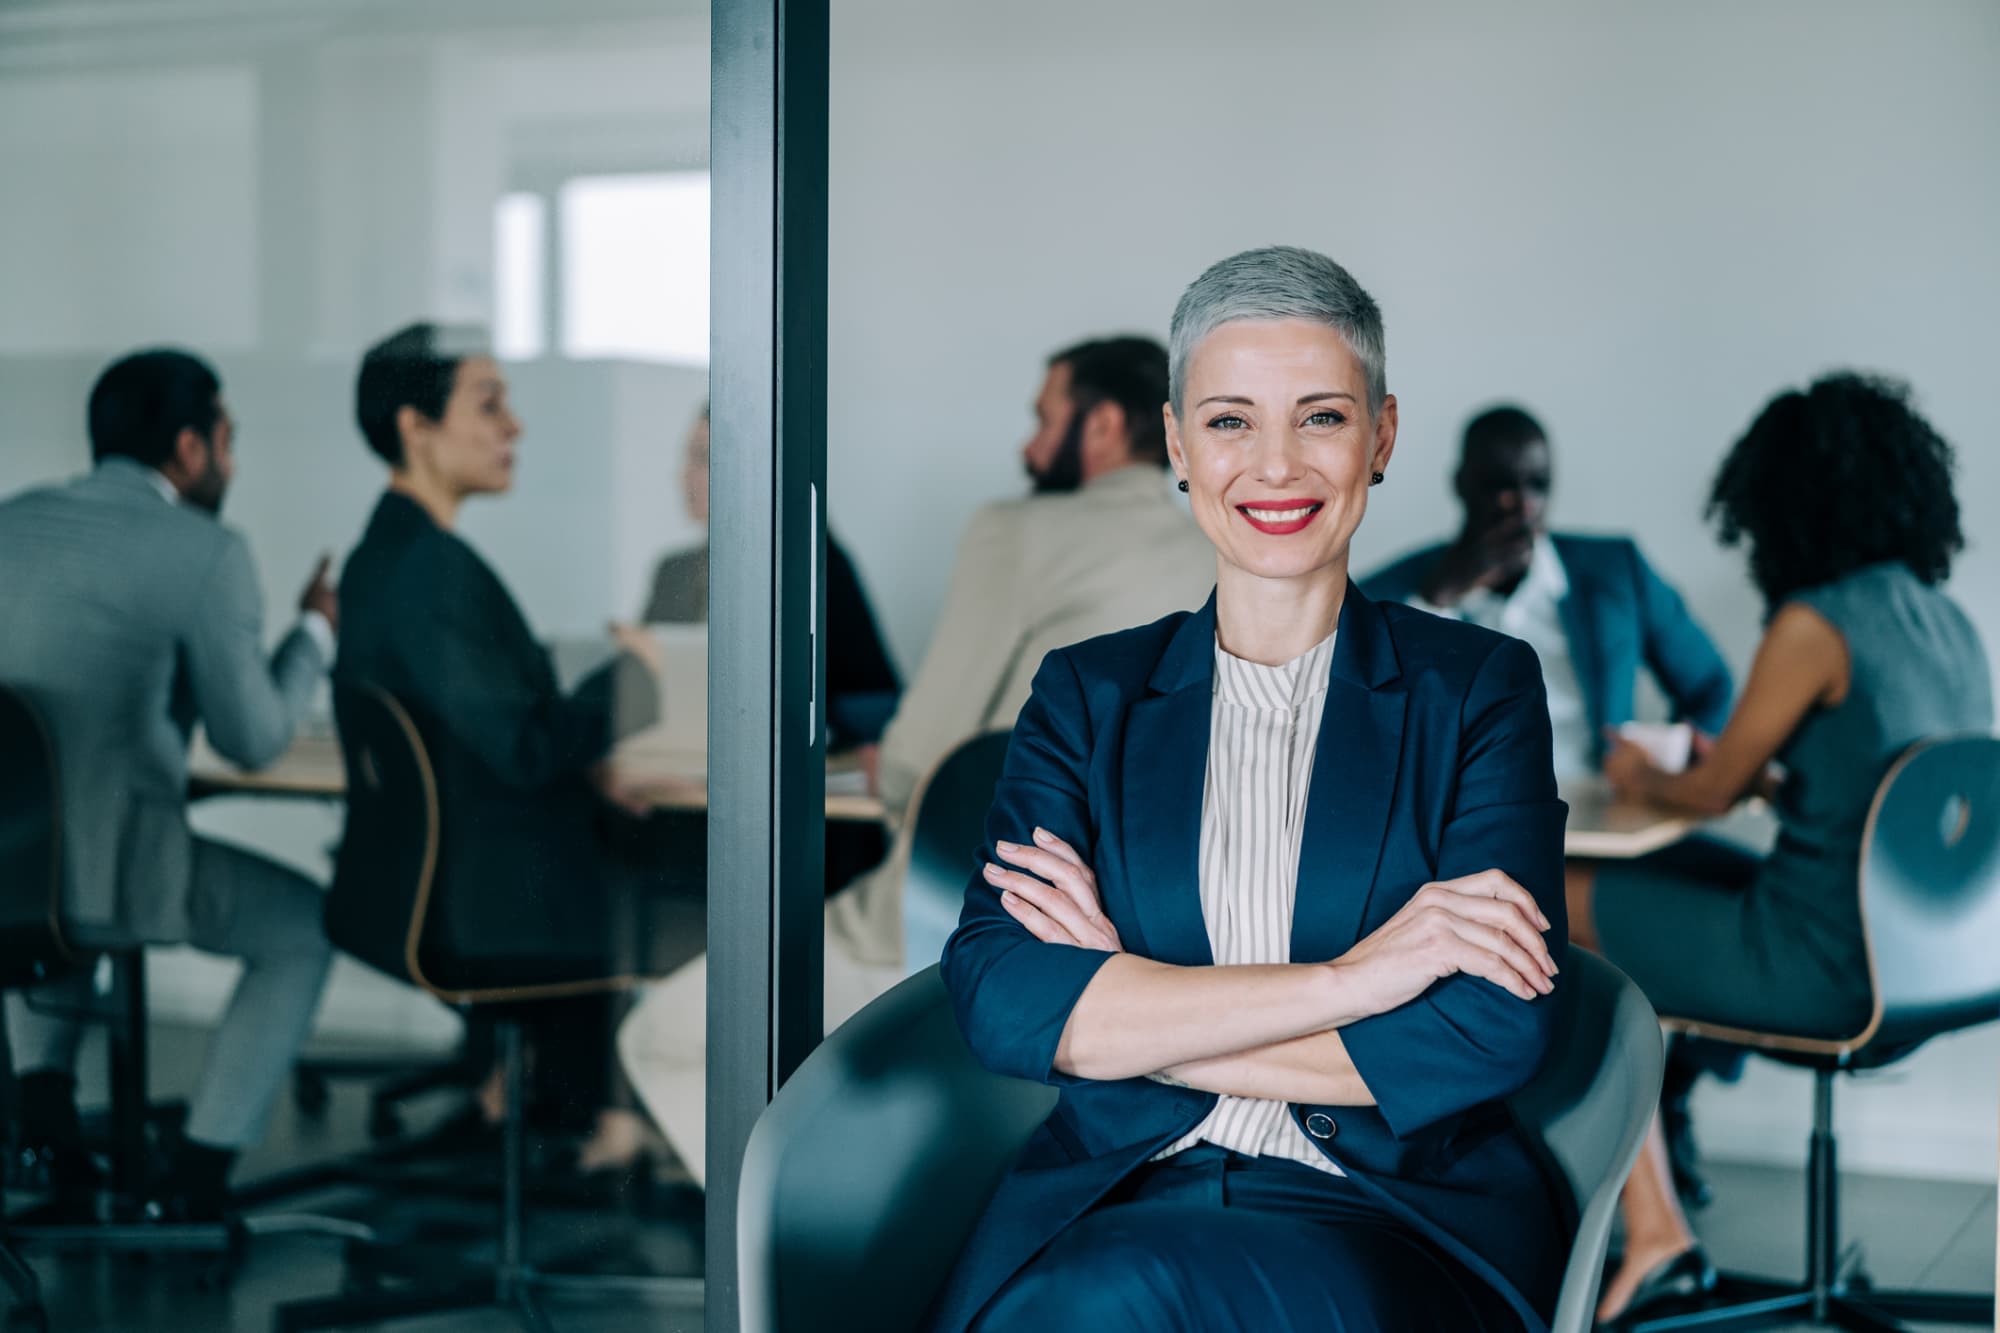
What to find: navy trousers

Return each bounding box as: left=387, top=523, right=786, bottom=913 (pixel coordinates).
left=971, top=1146, right=1524, bottom=1333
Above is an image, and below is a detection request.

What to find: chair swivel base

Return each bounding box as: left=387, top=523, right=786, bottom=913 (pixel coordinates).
left=1632, top=1249, right=1994, bottom=1332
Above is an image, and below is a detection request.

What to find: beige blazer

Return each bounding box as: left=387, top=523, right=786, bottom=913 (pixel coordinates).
left=827, top=463, right=1216, bottom=966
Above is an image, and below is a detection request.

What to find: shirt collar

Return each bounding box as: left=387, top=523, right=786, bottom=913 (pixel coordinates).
left=1464, top=533, right=1566, bottom=615
left=1212, top=629, right=1337, bottom=710
left=143, top=467, right=182, bottom=506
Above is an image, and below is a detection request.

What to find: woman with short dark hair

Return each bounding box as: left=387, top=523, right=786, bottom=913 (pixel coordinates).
left=1570, top=372, right=1993, bottom=1323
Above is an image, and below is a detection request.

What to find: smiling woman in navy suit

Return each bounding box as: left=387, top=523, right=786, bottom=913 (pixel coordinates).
left=931, top=247, right=1570, bottom=1333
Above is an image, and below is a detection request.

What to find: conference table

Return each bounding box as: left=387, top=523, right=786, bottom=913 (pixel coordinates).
left=191, top=732, right=1749, bottom=857
left=187, top=724, right=888, bottom=823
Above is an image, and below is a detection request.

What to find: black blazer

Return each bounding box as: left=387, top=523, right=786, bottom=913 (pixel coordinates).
left=932, top=588, right=1571, bottom=1332
left=335, top=492, right=654, bottom=978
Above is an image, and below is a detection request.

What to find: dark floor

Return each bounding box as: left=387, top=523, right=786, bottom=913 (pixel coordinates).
left=5, top=1023, right=1993, bottom=1332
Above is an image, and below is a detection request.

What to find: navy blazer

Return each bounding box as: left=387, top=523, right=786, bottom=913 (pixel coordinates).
left=932, top=585, right=1571, bottom=1333
left=1362, top=532, right=1733, bottom=764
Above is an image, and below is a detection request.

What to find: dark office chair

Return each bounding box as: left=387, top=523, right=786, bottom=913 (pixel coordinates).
left=0, top=686, right=66, bottom=1330
left=272, top=684, right=700, bottom=1333
left=899, top=730, right=1012, bottom=976
left=0, top=685, right=238, bottom=1304
left=1636, top=735, right=2000, bottom=1332
left=736, top=952, right=1664, bottom=1333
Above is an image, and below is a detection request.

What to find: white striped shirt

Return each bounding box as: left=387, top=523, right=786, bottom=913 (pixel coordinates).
left=1155, top=627, right=1346, bottom=1176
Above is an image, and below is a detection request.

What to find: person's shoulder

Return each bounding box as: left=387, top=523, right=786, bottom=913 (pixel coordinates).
left=1550, top=530, right=1646, bottom=571
left=1038, top=606, right=1196, bottom=695
left=1358, top=538, right=1448, bottom=592
left=1377, top=598, right=1528, bottom=688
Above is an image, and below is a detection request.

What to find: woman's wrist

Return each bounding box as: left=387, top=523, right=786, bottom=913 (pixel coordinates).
left=1313, top=958, right=1376, bottom=1029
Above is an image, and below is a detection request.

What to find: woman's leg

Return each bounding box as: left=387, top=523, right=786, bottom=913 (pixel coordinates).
left=973, top=1198, right=1516, bottom=1332
left=1597, top=1117, right=1701, bottom=1322
left=1564, top=859, right=1601, bottom=951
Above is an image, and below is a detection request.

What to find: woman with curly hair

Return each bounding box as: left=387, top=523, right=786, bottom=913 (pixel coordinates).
left=1569, top=372, right=1993, bottom=1324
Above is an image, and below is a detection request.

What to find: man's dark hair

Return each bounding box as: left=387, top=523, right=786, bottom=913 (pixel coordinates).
left=1050, top=336, right=1171, bottom=466
left=87, top=349, right=221, bottom=467
left=1708, top=372, right=1963, bottom=610
left=354, top=322, right=488, bottom=466
left=1460, top=404, right=1547, bottom=462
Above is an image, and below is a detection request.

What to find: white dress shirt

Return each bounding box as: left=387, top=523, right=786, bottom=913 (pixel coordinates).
left=1418, top=536, right=1591, bottom=779
left=145, top=465, right=335, bottom=661
left=1154, top=627, right=1346, bottom=1177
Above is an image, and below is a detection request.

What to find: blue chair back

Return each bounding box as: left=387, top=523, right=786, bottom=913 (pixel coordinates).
left=1859, top=735, right=2000, bottom=1048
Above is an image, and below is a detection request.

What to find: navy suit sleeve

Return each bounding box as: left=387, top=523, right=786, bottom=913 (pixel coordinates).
left=1337, top=637, right=1570, bottom=1139
left=1629, top=543, right=1733, bottom=732
left=939, top=650, right=1117, bottom=1086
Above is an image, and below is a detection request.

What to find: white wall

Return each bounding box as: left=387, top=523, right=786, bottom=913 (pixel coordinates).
left=820, top=0, right=2000, bottom=1179
left=825, top=0, right=2000, bottom=707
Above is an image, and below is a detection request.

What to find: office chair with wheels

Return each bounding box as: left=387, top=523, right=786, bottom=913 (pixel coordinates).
left=899, top=731, right=1011, bottom=977
left=1634, top=735, right=2000, bottom=1333
left=0, top=684, right=238, bottom=1289
left=272, top=684, right=701, bottom=1333
left=736, top=952, right=1664, bottom=1333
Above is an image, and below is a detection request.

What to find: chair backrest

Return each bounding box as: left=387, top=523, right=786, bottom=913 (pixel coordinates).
left=738, top=953, right=1659, bottom=1333
left=1858, top=734, right=2000, bottom=1046
left=0, top=684, right=77, bottom=989
left=738, top=966, right=1056, bottom=1333
left=322, top=683, right=440, bottom=990
left=901, top=730, right=1012, bottom=975
left=1507, top=950, right=1664, bottom=1333
left=324, top=682, right=632, bottom=1006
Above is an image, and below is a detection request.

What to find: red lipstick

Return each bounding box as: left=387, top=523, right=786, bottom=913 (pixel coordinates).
left=1235, top=498, right=1324, bottom=536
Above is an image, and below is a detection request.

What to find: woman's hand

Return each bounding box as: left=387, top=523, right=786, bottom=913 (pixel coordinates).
left=1331, top=870, right=1555, bottom=1017
left=1601, top=736, right=1663, bottom=799
left=984, top=828, right=1123, bottom=953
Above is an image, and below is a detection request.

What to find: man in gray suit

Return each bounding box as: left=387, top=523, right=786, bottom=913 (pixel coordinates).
left=0, top=349, right=337, bottom=1220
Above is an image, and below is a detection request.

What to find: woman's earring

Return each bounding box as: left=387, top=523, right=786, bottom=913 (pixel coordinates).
left=1176, top=478, right=1189, bottom=493
left=1370, top=471, right=1385, bottom=486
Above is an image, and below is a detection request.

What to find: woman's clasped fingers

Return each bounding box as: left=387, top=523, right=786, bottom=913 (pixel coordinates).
left=1443, top=917, right=1555, bottom=998
left=984, top=861, right=1118, bottom=951
left=994, top=838, right=1120, bottom=947
left=1439, top=893, right=1557, bottom=977
left=1448, top=869, right=1550, bottom=929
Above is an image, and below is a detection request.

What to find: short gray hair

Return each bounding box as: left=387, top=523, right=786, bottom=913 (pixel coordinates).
left=1168, top=246, right=1387, bottom=418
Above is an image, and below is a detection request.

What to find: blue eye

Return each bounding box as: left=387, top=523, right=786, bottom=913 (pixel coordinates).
left=1207, top=414, right=1248, bottom=431
left=1306, top=410, right=1346, bottom=428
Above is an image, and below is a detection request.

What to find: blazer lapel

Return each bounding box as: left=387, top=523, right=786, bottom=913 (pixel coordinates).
left=1118, top=600, right=1216, bottom=967
left=1292, top=586, right=1407, bottom=965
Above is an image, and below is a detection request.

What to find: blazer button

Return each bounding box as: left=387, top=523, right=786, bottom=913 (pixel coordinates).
left=1304, top=1112, right=1337, bottom=1139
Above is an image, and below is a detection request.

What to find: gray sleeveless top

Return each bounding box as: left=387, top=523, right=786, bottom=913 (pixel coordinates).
left=1758, top=563, right=1993, bottom=988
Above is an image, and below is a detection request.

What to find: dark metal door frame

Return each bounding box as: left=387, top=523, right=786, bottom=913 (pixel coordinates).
left=707, top=0, right=828, bottom=1327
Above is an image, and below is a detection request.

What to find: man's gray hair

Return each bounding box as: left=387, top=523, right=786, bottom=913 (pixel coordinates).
left=1168, top=246, right=1387, bottom=417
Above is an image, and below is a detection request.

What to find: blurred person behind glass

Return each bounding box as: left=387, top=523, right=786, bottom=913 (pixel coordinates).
left=616, top=334, right=1217, bottom=1187
left=643, top=401, right=902, bottom=755
left=334, top=323, right=662, bottom=1165
left=0, top=349, right=337, bottom=1222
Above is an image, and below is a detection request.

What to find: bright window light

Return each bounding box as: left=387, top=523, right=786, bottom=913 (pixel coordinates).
left=493, top=192, right=548, bottom=360
left=558, top=171, right=710, bottom=365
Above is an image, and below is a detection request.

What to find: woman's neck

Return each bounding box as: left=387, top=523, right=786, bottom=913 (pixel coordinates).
left=389, top=470, right=462, bottom=530
left=1213, top=559, right=1348, bottom=666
